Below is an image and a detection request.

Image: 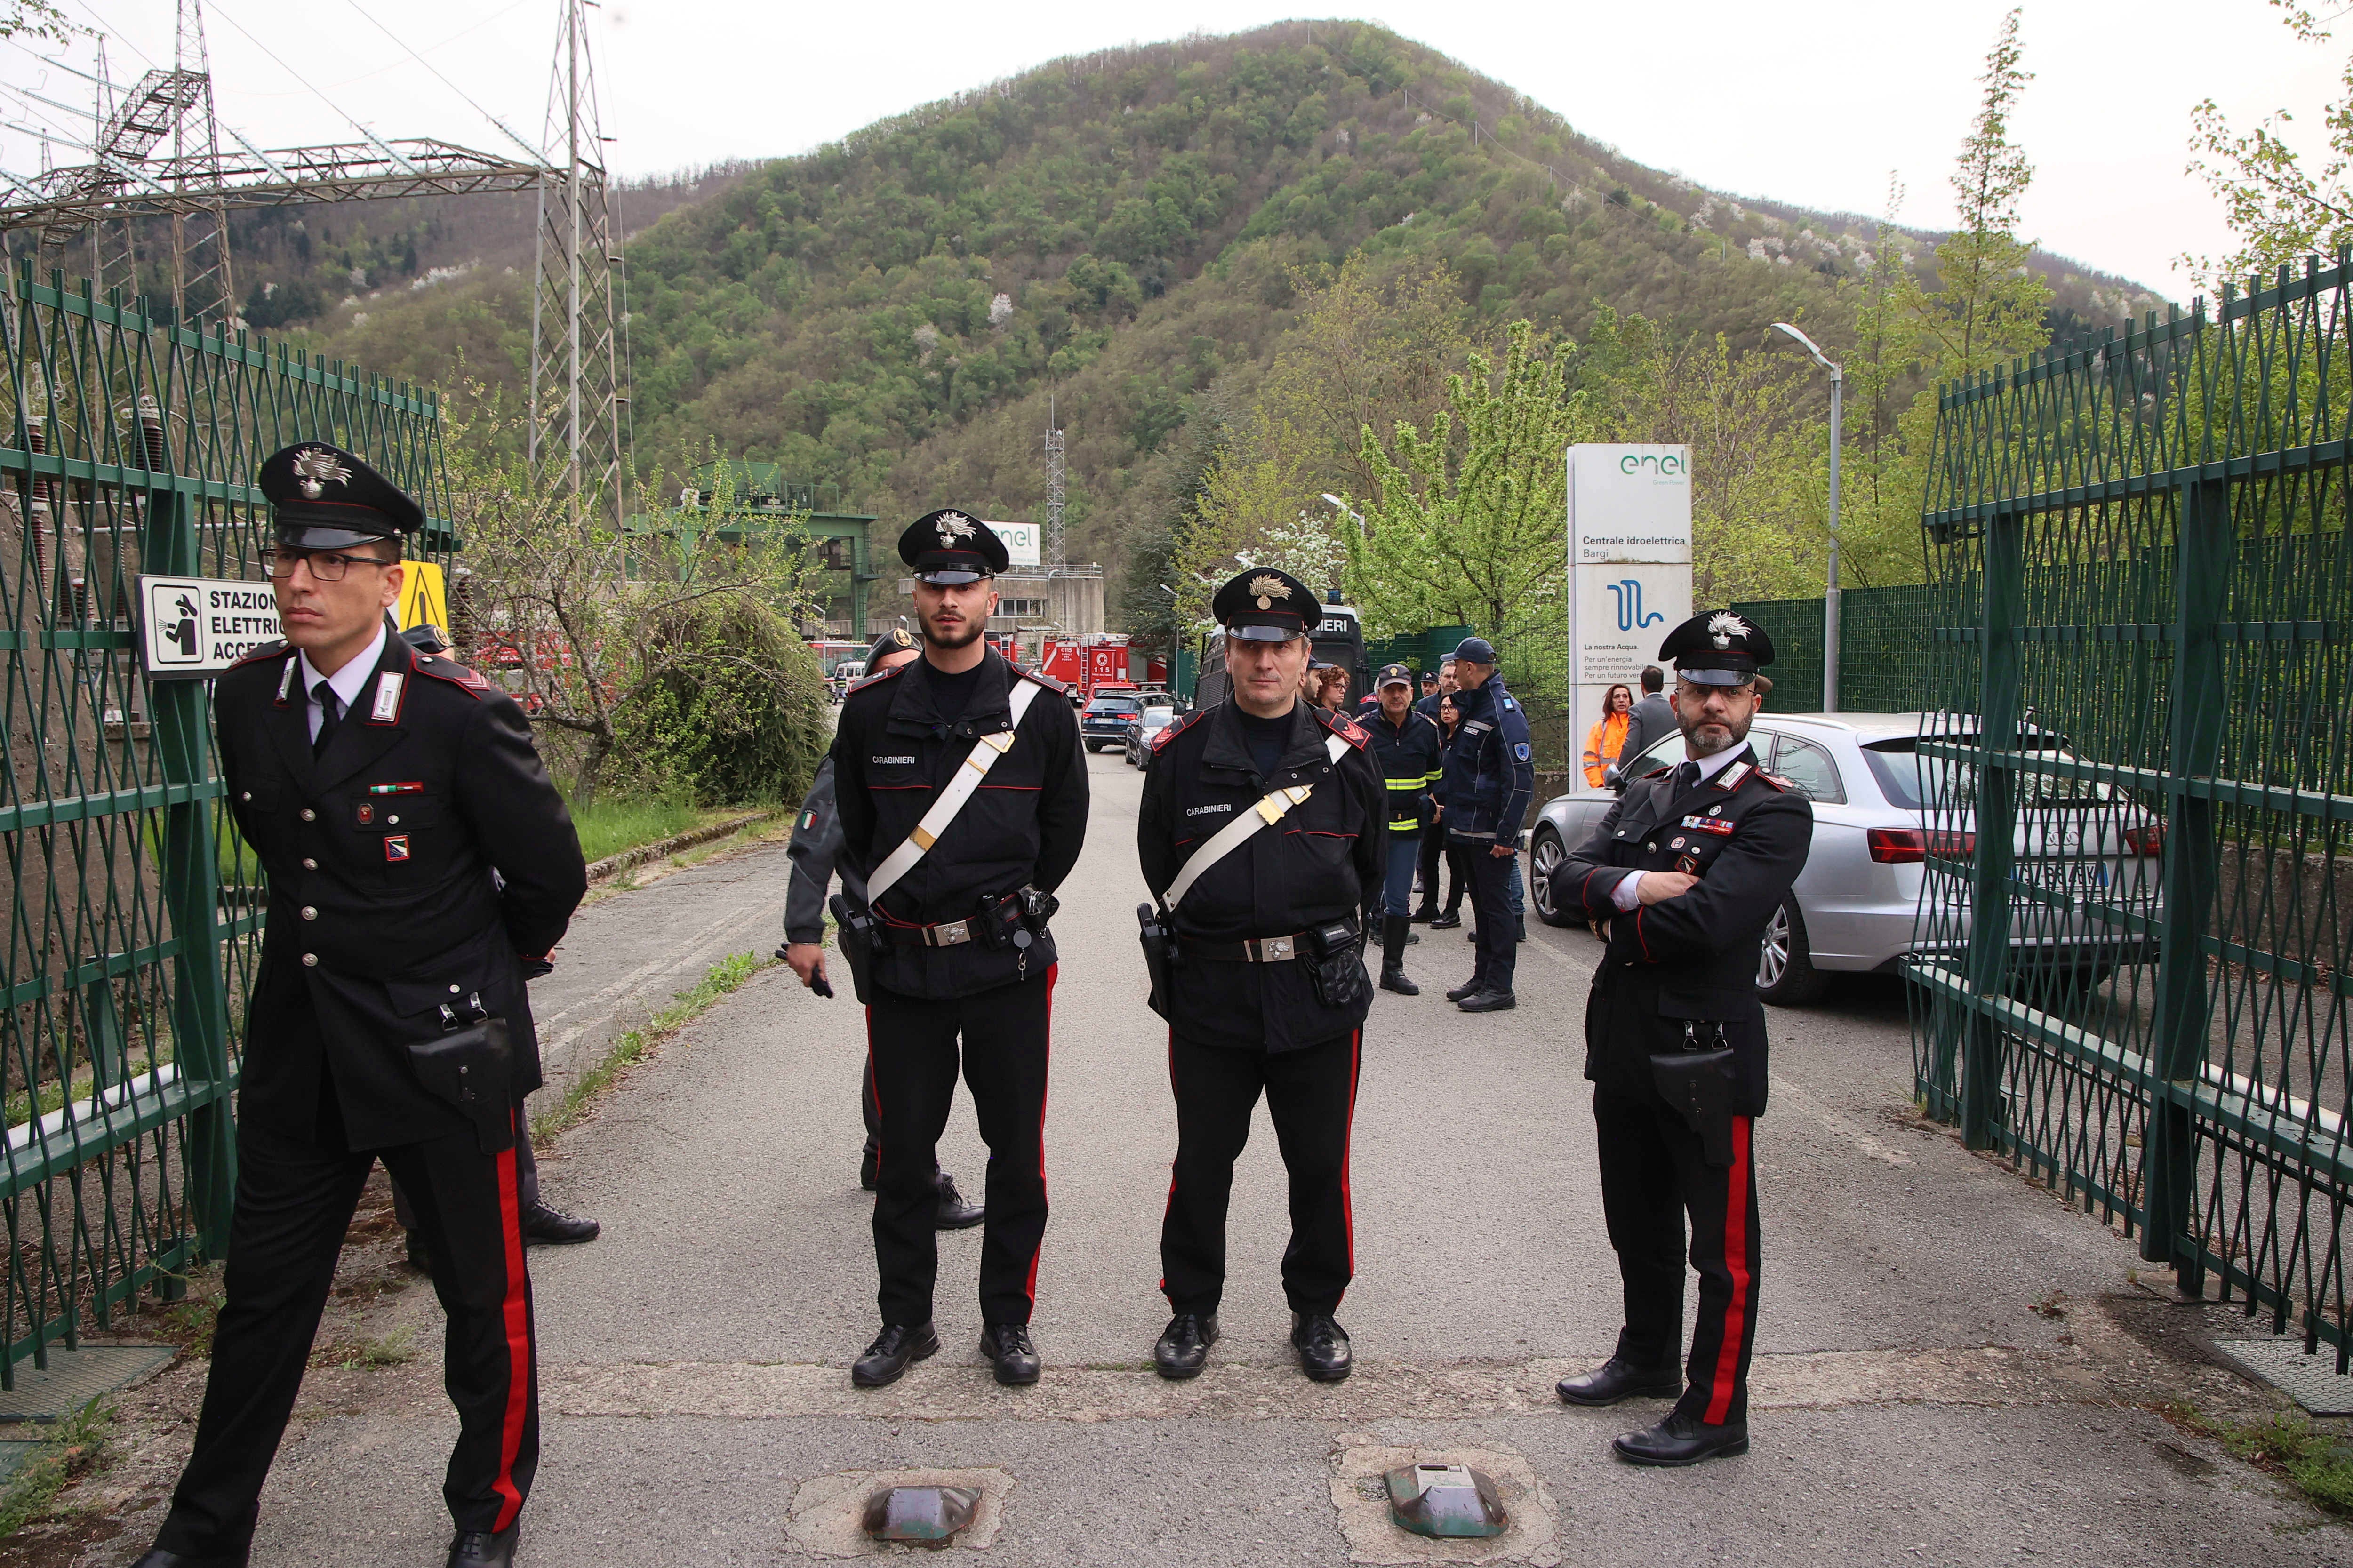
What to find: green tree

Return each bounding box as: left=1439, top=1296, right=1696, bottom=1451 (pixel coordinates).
left=2184, top=2, right=2353, bottom=290
left=1346, top=320, right=1581, bottom=637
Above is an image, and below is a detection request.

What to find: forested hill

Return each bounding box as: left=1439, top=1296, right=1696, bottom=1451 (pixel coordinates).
left=313, top=19, right=2161, bottom=571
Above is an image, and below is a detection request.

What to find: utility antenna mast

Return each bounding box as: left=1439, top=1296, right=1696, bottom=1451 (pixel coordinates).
left=1043, top=394, right=1065, bottom=566
left=528, top=0, right=625, bottom=531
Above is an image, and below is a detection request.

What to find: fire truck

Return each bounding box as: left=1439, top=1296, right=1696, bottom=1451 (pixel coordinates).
left=1024, top=632, right=1167, bottom=701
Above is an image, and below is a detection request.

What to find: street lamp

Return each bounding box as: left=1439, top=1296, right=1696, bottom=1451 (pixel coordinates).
left=1321, top=493, right=1365, bottom=529
left=1772, top=321, right=1843, bottom=712
left=1157, top=583, right=1180, bottom=700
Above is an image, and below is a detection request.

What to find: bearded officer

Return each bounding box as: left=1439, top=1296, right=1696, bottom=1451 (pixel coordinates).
left=831, top=508, right=1088, bottom=1388
left=136, top=444, right=585, bottom=1568
left=778, top=625, right=982, bottom=1227
left=1137, top=568, right=1385, bottom=1383
left=1547, top=611, right=1811, bottom=1467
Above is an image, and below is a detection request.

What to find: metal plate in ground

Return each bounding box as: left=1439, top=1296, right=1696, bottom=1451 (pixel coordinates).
left=785, top=1468, right=1012, bottom=1557
left=1330, top=1442, right=1557, bottom=1567
left=2216, top=1338, right=2353, bottom=1416
left=0, top=1345, right=177, bottom=1423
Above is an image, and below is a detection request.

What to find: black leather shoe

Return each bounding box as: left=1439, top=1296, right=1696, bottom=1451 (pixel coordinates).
left=1556, top=1356, right=1682, bottom=1407
left=979, top=1322, right=1041, bottom=1386
left=934, top=1169, right=985, bottom=1230
left=1153, top=1312, right=1220, bottom=1379
left=852, top=1322, right=939, bottom=1387
left=1445, top=980, right=1483, bottom=1002
left=1409, top=905, right=1438, bottom=923
left=446, top=1525, right=520, bottom=1568
left=404, top=1231, right=434, bottom=1274
left=860, top=1137, right=880, bottom=1191
left=1458, top=990, right=1517, bottom=1012
left=1429, top=912, right=1462, bottom=929
left=1290, top=1311, right=1353, bottom=1382
left=1404, top=928, right=1420, bottom=944
left=1612, top=1409, right=1750, bottom=1466
left=521, top=1200, right=600, bottom=1245
left=133, top=1550, right=248, bottom=1568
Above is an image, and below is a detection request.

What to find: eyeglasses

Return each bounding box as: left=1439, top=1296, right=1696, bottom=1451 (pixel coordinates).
left=262, top=548, right=399, bottom=583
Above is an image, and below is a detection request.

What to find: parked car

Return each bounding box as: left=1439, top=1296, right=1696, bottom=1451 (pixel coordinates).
left=1132, top=688, right=1181, bottom=709
left=1525, top=712, right=2162, bottom=1005
left=1081, top=692, right=1144, bottom=752
left=1123, top=706, right=1179, bottom=765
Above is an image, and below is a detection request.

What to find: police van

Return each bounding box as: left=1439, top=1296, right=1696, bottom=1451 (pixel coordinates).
left=1191, top=592, right=1367, bottom=709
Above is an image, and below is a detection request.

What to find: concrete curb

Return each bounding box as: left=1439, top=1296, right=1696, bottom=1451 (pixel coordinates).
left=583, top=810, right=778, bottom=885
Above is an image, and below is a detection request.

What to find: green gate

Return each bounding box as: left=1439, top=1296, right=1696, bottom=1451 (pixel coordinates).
left=1, top=264, right=450, bottom=1383
left=1908, top=254, right=2353, bottom=1363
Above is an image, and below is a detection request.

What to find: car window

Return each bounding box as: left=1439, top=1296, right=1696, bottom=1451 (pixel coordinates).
left=1863, top=738, right=2115, bottom=811
left=1769, top=735, right=1846, bottom=803
left=1088, top=697, right=1139, bottom=714
left=1621, top=733, right=1687, bottom=780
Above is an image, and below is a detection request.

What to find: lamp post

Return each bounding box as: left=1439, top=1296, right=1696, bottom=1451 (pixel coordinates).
left=1157, top=583, right=1180, bottom=702
left=1772, top=322, right=1842, bottom=712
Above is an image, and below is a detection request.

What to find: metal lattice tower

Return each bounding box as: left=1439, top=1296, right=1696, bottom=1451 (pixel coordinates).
left=1044, top=394, right=1065, bottom=566
left=168, top=0, right=235, bottom=326
left=528, top=0, right=625, bottom=531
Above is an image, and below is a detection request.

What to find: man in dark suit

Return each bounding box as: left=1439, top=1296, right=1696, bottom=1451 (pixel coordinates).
left=1609, top=665, right=1674, bottom=784
left=1550, top=612, right=1812, bottom=1468
left=136, top=444, right=586, bottom=1568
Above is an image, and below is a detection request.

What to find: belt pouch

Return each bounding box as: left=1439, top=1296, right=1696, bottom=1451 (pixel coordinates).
left=828, top=892, right=877, bottom=1004
left=407, top=1017, right=517, bottom=1155
left=1649, top=1024, right=1738, bottom=1166
left=1304, top=918, right=1369, bottom=1010
left=1138, top=903, right=1177, bottom=1022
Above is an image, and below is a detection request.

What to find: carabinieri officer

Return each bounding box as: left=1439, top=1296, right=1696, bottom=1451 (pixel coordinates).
left=1136, top=567, right=1385, bottom=1384
left=137, top=444, right=586, bottom=1568
left=831, top=508, right=1088, bottom=1389
left=1548, top=611, right=1811, bottom=1468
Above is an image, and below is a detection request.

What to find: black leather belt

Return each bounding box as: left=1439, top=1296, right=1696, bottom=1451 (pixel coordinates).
left=1181, top=933, right=1304, bottom=963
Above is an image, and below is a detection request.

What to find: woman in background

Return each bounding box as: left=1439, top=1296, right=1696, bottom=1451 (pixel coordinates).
left=1583, top=683, right=1634, bottom=787
left=1430, top=693, right=1476, bottom=929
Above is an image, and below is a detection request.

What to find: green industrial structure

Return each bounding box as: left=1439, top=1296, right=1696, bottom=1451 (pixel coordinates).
left=675, top=460, right=878, bottom=641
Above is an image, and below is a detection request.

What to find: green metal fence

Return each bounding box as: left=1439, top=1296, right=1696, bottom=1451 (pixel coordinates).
left=1730, top=586, right=1946, bottom=715
left=0, top=263, right=449, bottom=1382
left=1907, top=253, right=2353, bottom=1363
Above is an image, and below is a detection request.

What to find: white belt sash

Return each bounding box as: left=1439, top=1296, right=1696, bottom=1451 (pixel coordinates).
left=864, top=680, right=1043, bottom=904
left=1161, top=733, right=1351, bottom=910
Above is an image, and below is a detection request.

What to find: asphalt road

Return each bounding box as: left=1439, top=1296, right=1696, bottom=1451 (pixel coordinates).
left=212, top=749, right=2339, bottom=1566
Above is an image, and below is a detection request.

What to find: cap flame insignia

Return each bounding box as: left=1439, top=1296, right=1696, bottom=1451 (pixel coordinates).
left=292, top=447, right=352, bottom=500
left=1707, top=610, right=1752, bottom=650
left=934, top=511, right=977, bottom=544
left=1249, top=574, right=1290, bottom=610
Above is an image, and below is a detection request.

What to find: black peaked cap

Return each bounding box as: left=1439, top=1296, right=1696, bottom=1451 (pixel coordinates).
left=900, top=507, right=1008, bottom=583
left=1211, top=566, right=1316, bottom=642
left=1657, top=610, right=1777, bottom=686
left=258, top=442, right=423, bottom=551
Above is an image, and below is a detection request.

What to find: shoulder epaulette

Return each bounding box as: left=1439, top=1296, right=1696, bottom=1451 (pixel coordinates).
left=1016, top=665, right=1069, bottom=696
left=1149, top=706, right=1210, bottom=752
left=847, top=663, right=910, bottom=695
left=229, top=639, right=289, bottom=668
left=1754, top=770, right=1793, bottom=792
left=1641, top=763, right=1673, bottom=780
left=1318, top=708, right=1371, bottom=750
left=409, top=651, right=493, bottom=699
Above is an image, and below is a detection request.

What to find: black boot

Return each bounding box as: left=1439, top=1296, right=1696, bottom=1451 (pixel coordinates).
left=1153, top=1312, right=1220, bottom=1379
left=1379, top=915, right=1419, bottom=995
left=521, top=1200, right=600, bottom=1245
left=860, top=1137, right=880, bottom=1192
left=934, top=1169, right=985, bottom=1229
left=1557, top=1355, right=1683, bottom=1406
left=1429, top=908, right=1462, bottom=930
left=1290, top=1311, right=1353, bottom=1382
left=1612, top=1409, right=1751, bottom=1466
left=852, top=1322, right=939, bottom=1387
left=978, top=1322, right=1041, bottom=1386
left=132, top=1551, right=249, bottom=1568
left=445, top=1525, right=520, bottom=1568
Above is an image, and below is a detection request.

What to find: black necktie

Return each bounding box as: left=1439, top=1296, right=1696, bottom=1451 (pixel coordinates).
left=312, top=681, right=342, bottom=758
left=1676, top=760, right=1701, bottom=791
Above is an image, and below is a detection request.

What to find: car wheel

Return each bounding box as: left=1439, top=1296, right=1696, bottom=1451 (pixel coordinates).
left=1756, top=898, right=1828, bottom=1006
left=1083, top=741, right=1100, bottom=753
left=1529, top=827, right=1574, bottom=928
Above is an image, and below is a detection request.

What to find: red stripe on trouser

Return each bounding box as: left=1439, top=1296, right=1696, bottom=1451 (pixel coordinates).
left=1339, top=1029, right=1361, bottom=1290
left=1703, top=1115, right=1754, bottom=1424
left=489, top=1112, right=533, bottom=1532
left=1023, top=964, right=1057, bottom=1308
left=1158, top=1028, right=1177, bottom=1298
left=865, top=1004, right=882, bottom=1178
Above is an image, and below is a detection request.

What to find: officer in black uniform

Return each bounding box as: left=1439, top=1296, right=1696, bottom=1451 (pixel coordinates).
left=136, top=445, right=586, bottom=1568
left=1440, top=637, right=1534, bottom=1012
left=779, top=626, right=981, bottom=1227
left=1548, top=611, right=1812, bottom=1467
left=1363, top=662, right=1444, bottom=995
left=830, top=509, right=1088, bottom=1389
left=1137, top=567, right=1385, bottom=1384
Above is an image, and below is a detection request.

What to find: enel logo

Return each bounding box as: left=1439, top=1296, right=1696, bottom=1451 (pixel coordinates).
left=1619, top=452, right=1686, bottom=477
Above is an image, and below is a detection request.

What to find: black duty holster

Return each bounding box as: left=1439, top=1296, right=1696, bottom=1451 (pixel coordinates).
left=1138, top=902, right=1177, bottom=1021
left=406, top=1000, right=516, bottom=1156
left=829, top=892, right=880, bottom=1005
left=1650, top=1020, right=1738, bottom=1166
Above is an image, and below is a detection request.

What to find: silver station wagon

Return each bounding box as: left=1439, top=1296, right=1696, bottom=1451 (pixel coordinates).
left=1526, top=712, right=2162, bottom=1005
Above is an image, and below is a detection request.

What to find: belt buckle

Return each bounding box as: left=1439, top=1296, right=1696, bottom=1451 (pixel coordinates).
left=933, top=919, right=971, bottom=946
left=1259, top=936, right=1294, bottom=961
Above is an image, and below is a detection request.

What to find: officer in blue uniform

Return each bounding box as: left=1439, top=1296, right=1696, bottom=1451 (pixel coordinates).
left=1439, top=637, right=1533, bottom=1012
left=137, top=444, right=585, bottom=1568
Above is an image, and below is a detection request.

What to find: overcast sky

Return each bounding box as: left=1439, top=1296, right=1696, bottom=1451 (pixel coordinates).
left=4, top=1, right=2341, bottom=298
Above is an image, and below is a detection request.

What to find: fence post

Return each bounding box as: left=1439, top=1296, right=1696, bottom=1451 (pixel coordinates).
left=2141, top=477, right=2230, bottom=1286
left=143, top=479, right=237, bottom=1259
left=1960, top=509, right=2021, bottom=1150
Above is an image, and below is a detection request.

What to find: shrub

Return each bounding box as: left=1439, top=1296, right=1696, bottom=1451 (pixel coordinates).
left=613, top=596, right=828, bottom=807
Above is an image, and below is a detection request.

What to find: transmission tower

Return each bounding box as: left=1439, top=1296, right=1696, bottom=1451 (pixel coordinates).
left=528, top=0, right=625, bottom=532
left=168, top=0, right=234, bottom=326
left=1044, top=394, right=1065, bottom=566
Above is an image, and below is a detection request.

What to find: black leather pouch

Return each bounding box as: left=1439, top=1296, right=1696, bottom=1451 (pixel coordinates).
left=1650, top=1023, right=1738, bottom=1166
left=829, top=892, right=877, bottom=1005
left=1138, top=903, right=1177, bottom=1021
left=407, top=1013, right=516, bottom=1155
left=1304, top=918, right=1369, bottom=1011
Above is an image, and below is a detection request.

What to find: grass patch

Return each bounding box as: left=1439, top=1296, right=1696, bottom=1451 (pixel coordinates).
left=2169, top=1401, right=2353, bottom=1514
left=531, top=951, right=767, bottom=1143
left=0, top=1400, right=112, bottom=1539
left=568, top=795, right=720, bottom=864
left=312, top=1326, right=419, bottom=1371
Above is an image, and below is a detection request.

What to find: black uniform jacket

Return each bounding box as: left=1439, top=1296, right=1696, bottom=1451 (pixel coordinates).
left=214, top=633, right=588, bottom=1149
left=1553, top=744, right=1812, bottom=1116
left=1365, top=705, right=1445, bottom=832
left=832, top=648, right=1088, bottom=1000
left=1137, top=699, right=1386, bottom=1053
left=783, top=755, right=860, bottom=947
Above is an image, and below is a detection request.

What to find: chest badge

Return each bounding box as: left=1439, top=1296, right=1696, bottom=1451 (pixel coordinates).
left=1681, top=815, right=1735, bottom=836
left=384, top=835, right=411, bottom=862
left=356, top=802, right=375, bottom=824
left=369, top=672, right=406, bottom=724
left=1671, top=836, right=1686, bottom=849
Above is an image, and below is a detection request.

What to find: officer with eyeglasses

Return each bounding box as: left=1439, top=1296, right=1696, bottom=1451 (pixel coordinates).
left=136, top=443, right=586, bottom=1568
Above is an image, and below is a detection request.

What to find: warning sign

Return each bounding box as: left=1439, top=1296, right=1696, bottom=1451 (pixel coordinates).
left=137, top=575, right=283, bottom=680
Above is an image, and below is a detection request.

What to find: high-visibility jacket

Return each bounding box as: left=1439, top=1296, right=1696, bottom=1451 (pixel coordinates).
left=1365, top=705, right=1446, bottom=833
left=1584, top=710, right=1631, bottom=788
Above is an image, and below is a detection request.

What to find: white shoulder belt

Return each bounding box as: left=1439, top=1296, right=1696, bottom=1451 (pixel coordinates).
left=1161, top=732, right=1351, bottom=910
left=865, top=679, right=1044, bottom=903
